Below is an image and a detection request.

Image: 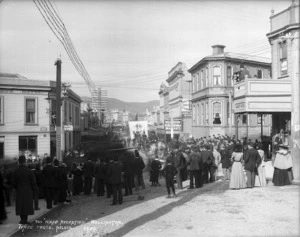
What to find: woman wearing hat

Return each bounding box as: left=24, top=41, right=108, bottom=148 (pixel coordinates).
left=272, top=144, right=293, bottom=186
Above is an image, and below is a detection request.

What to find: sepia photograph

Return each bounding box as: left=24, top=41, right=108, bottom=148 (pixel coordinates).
left=0, top=0, right=299, bottom=236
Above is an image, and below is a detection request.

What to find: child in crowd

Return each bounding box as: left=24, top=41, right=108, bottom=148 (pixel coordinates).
left=163, top=156, right=178, bottom=198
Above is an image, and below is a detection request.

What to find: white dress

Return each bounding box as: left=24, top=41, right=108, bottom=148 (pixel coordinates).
left=255, top=149, right=267, bottom=187
left=229, top=152, right=247, bottom=189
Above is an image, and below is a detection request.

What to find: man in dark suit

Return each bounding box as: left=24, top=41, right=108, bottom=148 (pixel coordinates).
left=94, top=158, right=105, bottom=196
left=13, top=155, right=36, bottom=224
left=42, top=157, right=56, bottom=209
left=108, top=157, right=123, bottom=205
left=83, top=157, right=95, bottom=195
left=201, top=145, right=214, bottom=184
left=244, top=142, right=262, bottom=188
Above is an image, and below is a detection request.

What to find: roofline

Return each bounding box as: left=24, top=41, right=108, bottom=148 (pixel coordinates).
left=188, top=54, right=271, bottom=73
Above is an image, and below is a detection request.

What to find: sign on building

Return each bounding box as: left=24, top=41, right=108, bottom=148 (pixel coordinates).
left=164, top=120, right=182, bottom=134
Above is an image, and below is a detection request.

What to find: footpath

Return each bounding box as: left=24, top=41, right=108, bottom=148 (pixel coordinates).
left=0, top=198, right=58, bottom=237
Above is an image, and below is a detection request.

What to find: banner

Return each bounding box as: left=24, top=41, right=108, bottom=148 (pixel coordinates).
left=128, top=121, right=148, bottom=139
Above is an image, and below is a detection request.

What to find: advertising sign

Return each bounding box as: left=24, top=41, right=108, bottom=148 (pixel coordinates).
left=164, top=120, right=182, bottom=134
left=128, top=121, right=148, bottom=139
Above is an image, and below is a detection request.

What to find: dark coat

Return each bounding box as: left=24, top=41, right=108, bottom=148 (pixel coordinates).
left=188, top=152, right=201, bottom=170
left=42, top=164, right=57, bottom=188
left=244, top=148, right=262, bottom=172
left=83, top=161, right=95, bottom=178
left=13, top=164, right=36, bottom=216
left=94, top=163, right=105, bottom=180
left=201, top=150, right=213, bottom=165
left=58, top=166, right=68, bottom=189
left=151, top=159, right=162, bottom=173
left=108, top=162, right=123, bottom=184
left=163, top=164, right=178, bottom=182
left=132, top=156, right=145, bottom=175
left=220, top=148, right=231, bottom=169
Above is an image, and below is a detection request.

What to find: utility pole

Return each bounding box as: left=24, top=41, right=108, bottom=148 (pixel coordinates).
left=55, top=59, right=62, bottom=161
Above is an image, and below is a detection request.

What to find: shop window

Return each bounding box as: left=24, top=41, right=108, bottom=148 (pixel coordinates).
left=279, top=41, right=288, bottom=76
left=25, top=98, right=37, bottom=124
left=0, top=96, right=3, bottom=124
left=19, top=136, right=37, bottom=158
left=213, top=66, right=221, bottom=86
left=213, top=102, right=221, bottom=124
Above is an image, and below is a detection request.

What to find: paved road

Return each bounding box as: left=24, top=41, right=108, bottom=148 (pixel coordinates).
left=11, top=179, right=300, bottom=237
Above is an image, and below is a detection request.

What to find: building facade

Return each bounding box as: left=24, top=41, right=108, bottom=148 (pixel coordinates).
left=0, top=73, right=81, bottom=160
left=189, top=45, right=272, bottom=139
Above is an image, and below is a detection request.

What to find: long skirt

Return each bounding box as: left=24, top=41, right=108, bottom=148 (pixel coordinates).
left=255, top=166, right=267, bottom=187
left=272, top=168, right=291, bottom=186
left=229, top=162, right=247, bottom=189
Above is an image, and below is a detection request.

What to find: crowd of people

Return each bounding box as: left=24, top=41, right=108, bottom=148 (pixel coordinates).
left=0, top=131, right=294, bottom=226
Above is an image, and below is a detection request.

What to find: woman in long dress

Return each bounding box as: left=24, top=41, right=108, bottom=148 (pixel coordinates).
left=229, top=144, right=247, bottom=189
left=255, top=144, right=267, bottom=187
left=272, top=144, right=292, bottom=186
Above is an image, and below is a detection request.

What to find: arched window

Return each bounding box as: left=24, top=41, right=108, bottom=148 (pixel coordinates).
left=227, top=66, right=232, bottom=86
left=213, top=66, right=221, bottom=86
left=213, top=102, right=221, bottom=125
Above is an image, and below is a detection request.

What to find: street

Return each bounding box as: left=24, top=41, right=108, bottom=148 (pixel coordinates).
left=11, top=176, right=300, bottom=237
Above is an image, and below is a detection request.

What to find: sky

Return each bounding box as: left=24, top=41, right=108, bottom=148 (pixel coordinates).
left=0, top=0, right=293, bottom=102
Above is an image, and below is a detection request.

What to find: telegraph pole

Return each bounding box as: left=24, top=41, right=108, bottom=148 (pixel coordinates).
left=55, top=59, right=62, bottom=161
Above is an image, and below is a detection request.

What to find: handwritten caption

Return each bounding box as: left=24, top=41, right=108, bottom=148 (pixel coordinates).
left=18, top=219, right=124, bottom=233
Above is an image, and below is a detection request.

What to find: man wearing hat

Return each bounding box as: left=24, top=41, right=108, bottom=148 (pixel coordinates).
left=244, top=142, right=262, bottom=188
left=13, top=155, right=37, bottom=224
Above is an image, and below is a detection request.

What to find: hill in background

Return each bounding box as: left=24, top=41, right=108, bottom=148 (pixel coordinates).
left=108, top=98, right=159, bottom=114
left=81, top=96, right=159, bottom=114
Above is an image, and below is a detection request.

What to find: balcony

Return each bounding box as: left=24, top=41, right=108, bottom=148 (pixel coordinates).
left=233, top=78, right=292, bottom=113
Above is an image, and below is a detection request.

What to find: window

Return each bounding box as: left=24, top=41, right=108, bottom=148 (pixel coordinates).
left=25, top=98, right=37, bottom=124
left=201, top=104, right=204, bottom=125
left=75, top=106, right=80, bottom=126
left=206, top=102, right=209, bottom=125
left=192, top=75, right=196, bottom=92
left=257, top=69, right=262, bottom=79
left=0, top=96, right=3, bottom=124
left=197, top=104, right=200, bottom=125
left=213, top=66, right=221, bottom=86
left=213, top=102, right=221, bottom=125
left=227, top=66, right=232, bottom=86
left=200, top=70, right=204, bottom=89
left=242, top=114, right=247, bottom=124
left=19, top=136, right=37, bottom=158
left=227, top=102, right=230, bottom=125
left=279, top=41, right=287, bottom=76
left=196, top=73, right=199, bottom=91
left=51, top=100, right=56, bottom=125
left=192, top=105, right=196, bottom=124
left=205, top=67, right=208, bottom=87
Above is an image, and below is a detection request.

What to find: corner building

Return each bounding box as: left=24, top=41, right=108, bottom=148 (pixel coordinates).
left=189, top=45, right=271, bottom=138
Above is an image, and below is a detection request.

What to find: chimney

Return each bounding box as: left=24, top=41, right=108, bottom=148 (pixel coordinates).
left=212, top=45, right=225, bottom=55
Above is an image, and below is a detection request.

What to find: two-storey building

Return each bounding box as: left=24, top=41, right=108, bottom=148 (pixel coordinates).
left=0, top=73, right=81, bottom=160
left=189, top=45, right=271, bottom=139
